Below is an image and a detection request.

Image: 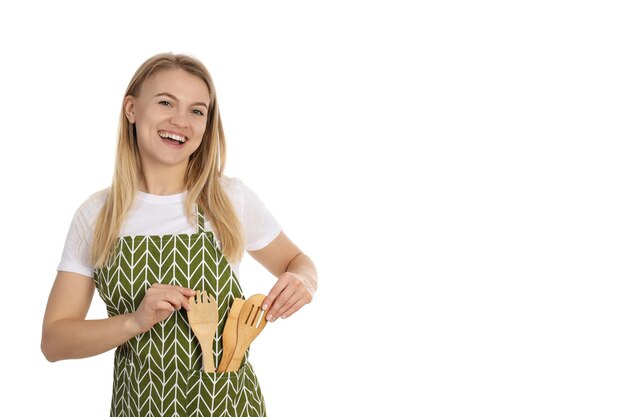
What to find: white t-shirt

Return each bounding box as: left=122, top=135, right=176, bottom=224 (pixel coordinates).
left=57, top=176, right=281, bottom=279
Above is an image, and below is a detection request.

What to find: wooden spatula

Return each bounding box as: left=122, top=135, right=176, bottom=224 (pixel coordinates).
left=225, top=294, right=268, bottom=372
left=216, top=298, right=245, bottom=372
left=188, top=290, right=219, bottom=373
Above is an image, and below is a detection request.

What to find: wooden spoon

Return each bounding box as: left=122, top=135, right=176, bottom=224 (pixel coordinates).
left=225, top=294, right=268, bottom=372
left=188, top=291, right=219, bottom=373
left=216, top=298, right=245, bottom=372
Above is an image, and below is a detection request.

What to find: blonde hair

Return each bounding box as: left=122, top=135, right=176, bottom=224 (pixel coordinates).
left=91, top=53, right=245, bottom=268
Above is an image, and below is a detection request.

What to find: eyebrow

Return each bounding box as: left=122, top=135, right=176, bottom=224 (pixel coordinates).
left=155, top=92, right=209, bottom=109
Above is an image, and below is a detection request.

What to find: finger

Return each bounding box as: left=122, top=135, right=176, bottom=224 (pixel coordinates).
left=152, top=283, right=196, bottom=295
left=152, top=286, right=195, bottom=310
left=272, top=291, right=299, bottom=319
left=169, top=285, right=196, bottom=297
left=267, top=286, right=297, bottom=322
left=262, top=278, right=290, bottom=312
left=155, top=300, right=176, bottom=312
left=158, top=290, right=188, bottom=311
left=279, top=297, right=309, bottom=319
left=186, top=290, right=201, bottom=310
left=274, top=287, right=312, bottom=318
left=182, top=287, right=197, bottom=296
left=183, top=296, right=193, bottom=311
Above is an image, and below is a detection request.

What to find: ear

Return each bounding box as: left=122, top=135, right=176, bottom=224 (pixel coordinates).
left=124, top=95, right=136, bottom=123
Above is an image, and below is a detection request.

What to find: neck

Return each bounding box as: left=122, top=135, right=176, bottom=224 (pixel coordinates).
left=139, top=163, right=187, bottom=195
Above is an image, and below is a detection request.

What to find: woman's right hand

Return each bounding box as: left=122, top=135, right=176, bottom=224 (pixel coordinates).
left=130, top=283, right=196, bottom=333
left=42, top=274, right=198, bottom=361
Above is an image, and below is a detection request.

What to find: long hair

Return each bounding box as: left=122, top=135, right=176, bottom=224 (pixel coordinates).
left=91, top=53, right=245, bottom=268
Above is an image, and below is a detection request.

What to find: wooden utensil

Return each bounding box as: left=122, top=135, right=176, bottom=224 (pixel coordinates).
left=216, top=298, right=245, bottom=372
left=187, top=290, right=219, bottom=373
left=225, top=294, right=268, bottom=372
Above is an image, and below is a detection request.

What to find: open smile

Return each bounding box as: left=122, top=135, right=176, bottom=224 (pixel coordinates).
left=158, top=130, right=188, bottom=145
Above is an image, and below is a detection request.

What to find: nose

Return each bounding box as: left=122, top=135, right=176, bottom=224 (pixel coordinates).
left=169, top=108, right=190, bottom=128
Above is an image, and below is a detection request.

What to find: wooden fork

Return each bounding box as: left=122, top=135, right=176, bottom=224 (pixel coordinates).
left=225, top=294, right=268, bottom=372
left=188, top=291, right=219, bottom=373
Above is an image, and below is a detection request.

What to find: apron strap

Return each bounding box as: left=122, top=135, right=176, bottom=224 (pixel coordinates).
left=196, top=205, right=208, bottom=233
left=196, top=205, right=221, bottom=250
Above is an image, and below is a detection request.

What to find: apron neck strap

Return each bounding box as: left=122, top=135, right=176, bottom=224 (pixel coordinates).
left=196, top=205, right=208, bottom=233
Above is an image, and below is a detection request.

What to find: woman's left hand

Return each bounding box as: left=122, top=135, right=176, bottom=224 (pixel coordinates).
left=262, top=272, right=314, bottom=322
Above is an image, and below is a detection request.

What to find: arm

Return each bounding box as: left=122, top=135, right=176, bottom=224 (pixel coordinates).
left=41, top=271, right=138, bottom=362
left=248, top=231, right=318, bottom=321
left=41, top=271, right=195, bottom=362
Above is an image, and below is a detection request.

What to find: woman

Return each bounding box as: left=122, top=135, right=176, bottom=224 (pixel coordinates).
left=41, top=53, right=318, bottom=417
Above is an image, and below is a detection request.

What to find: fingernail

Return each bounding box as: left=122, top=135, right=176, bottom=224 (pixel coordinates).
left=262, top=304, right=268, bottom=311
left=281, top=314, right=287, bottom=319
left=267, top=314, right=274, bottom=322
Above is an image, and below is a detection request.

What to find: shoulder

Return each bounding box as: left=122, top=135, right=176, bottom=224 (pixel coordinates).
left=219, top=175, right=243, bottom=194
left=220, top=175, right=264, bottom=198
left=219, top=175, right=245, bottom=210
left=58, top=188, right=110, bottom=276
left=218, top=175, right=265, bottom=211
left=220, top=176, right=281, bottom=251
left=80, top=187, right=109, bottom=212
left=71, top=187, right=109, bottom=226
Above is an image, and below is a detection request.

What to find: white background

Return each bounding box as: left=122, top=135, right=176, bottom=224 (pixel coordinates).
left=1, top=1, right=625, bottom=416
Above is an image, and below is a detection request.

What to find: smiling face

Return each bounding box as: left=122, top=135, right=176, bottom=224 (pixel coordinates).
left=124, top=68, right=211, bottom=175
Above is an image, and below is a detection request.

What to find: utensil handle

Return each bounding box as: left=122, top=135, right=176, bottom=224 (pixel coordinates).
left=225, top=344, right=247, bottom=372
left=201, top=343, right=215, bottom=373
left=216, top=298, right=245, bottom=372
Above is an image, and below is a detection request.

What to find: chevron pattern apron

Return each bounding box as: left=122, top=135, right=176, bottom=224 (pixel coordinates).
left=94, top=208, right=266, bottom=417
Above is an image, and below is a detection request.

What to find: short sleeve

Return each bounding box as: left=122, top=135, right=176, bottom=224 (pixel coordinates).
left=237, top=178, right=282, bottom=251
left=57, top=190, right=107, bottom=278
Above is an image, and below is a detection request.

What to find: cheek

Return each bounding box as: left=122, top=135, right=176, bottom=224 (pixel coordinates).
left=193, top=120, right=208, bottom=139
left=133, top=111, right=148, bottom=133
left=189, top=134, right=204, bottom=153
left=134, top=111, right=161, bottom=140
left=135, top=124, right=152, bottom=145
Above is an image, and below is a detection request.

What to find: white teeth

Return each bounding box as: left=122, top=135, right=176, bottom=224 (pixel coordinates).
left=158, top=131, right=187, bottom=143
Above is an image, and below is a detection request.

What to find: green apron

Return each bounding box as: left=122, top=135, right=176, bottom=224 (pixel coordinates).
left=94, top=207, right=267, bottom=417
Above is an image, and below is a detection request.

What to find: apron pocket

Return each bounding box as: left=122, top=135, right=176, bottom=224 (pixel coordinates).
left=185, top=366, right=244, bottom=416
left=185, top=362, right=266, bottom=417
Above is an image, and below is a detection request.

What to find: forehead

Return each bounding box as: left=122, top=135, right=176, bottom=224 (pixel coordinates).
left=139, top=68, right=210, bottom=102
